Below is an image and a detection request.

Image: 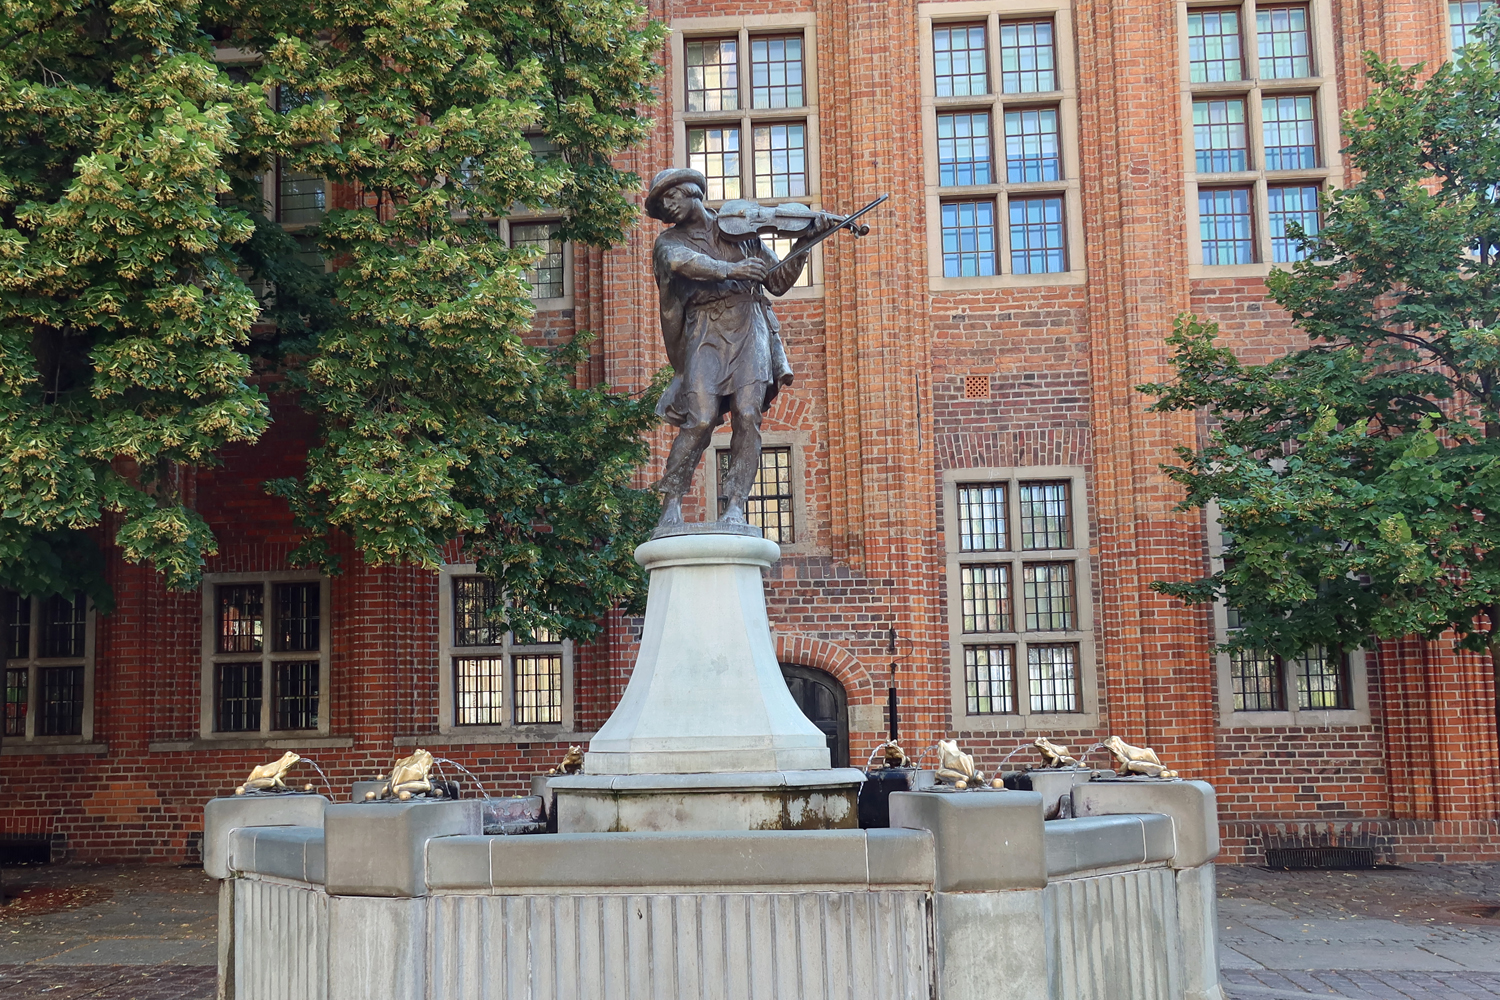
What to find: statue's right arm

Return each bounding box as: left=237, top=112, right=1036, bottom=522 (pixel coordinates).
left=658, top=243, right=738, bottom=281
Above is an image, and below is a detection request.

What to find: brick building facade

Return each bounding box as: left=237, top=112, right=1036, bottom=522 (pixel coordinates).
left=3, top=0, right=1495, bottom=865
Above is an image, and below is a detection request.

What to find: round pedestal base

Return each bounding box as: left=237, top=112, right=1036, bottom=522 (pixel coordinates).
left=549, top=769, right=866, bottom=833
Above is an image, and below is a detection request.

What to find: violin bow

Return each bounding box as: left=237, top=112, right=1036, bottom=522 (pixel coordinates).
left=764, top=193, right=889, bottom=276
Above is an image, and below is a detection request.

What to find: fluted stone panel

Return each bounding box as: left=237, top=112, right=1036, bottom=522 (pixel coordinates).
left=235, top=877, right=329, bottom=1000
left=426, top=890, right=932, bottom=1000
left=1043, top=867, right=1182, bottom=1000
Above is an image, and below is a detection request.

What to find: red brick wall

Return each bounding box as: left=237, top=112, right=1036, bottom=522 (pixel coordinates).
left=5, top=0, right=1496, bottom=866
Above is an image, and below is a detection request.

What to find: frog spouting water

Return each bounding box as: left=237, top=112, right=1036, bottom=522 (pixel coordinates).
left=1103, top=736, right=1178, bottom=779
left=1032, top=736, right=1081, bottom=769
left=366, top=749, right=440, bottom=801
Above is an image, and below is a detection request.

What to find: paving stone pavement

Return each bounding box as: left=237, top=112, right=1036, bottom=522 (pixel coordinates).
left=8, top=862, right=1500, bottom=998
left=0, top=864, right=216, bottom=1000
left=1220, top=864, right=1500, bottom=999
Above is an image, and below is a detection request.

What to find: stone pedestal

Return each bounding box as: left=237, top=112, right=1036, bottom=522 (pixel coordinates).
left=554, top=530, right=861, bottom=832
left=585, top=532, right=831, bottom=773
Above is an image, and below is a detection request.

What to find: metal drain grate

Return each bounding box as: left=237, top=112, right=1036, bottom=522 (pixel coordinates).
left=1265, top=846, right=1376, bottom=870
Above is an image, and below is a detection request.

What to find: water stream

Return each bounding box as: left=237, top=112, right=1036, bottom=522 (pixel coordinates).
left=297, top=756, right=334, bottom=798
left=435, top=757, right=497, bottom=800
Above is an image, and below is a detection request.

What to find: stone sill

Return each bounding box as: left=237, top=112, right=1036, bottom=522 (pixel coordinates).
left=149, top=737, right=355, bottom=752
left=2, top=741, right=108, bottom=756
left=396, top=731, right=596, bottom=747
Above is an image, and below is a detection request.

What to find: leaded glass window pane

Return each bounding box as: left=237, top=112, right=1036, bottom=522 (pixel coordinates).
left=957, top=484, right=1007, bottom=551
left=753, top=123, right=808, bottom=199
left=4, top=591, right=29, bottom=659
left=511, top=221, right=565, bottom=300
left=1188, top=9, right=1243, bottom=83
left=274, top=661, right=320, bottom=730
left=1199, top=187, right=1254, bottom=265
left=453, top=577, right=504, bottom=647
left=1009, top=196, right=1067, bottom=275
left=5, top=666, right=26, bottom=736
left=37, top=665, right=83, bottom=736
left=1269, top=184, right=1321, bottom=262
left=1451, top=0, right=1494, bottom=51
left=217, top=585, right=264, bottom=654
left=938, top=112, right=993, bottom=187
left=688, top=127, right=741, bottom=200
left=1262, top=95, right=1318, bottom=171
left=455, top=656, right=505, bottom=725
left=1004, top=108, right=1059, bottom=183
left=514, top=653, right=563, bottom=724
left=965, top=645, right=1015, bottom=714
left=215, top=662, right=262, bottom=732
left=1294, top=646, right=1349, bottom=709
left=934, top=23, right=989, bottom=97
left=1027, top=643, right=1078, bottom=712
left=941, top=200, right=997, bottom=277
left=1000, top=19, right=1056, bottom=94
left=41, top=591, right=86, bottom=658
left=717, top=446, right=795, bottom=543
left=1230, top=649, right=1285, bottom=711
left=960, top=564, right=1012, bottom=633
left=750, top=35, right=804, bottom=108
left=1257, top=5, right=1311, bottom=79
left=274, top=582, right=320, bottom=653
left=1193, top=98, right=1249, bottom=173
left=278, top=167, right=325, bottom=225
left=686, top=37, right=739, bottom=112
left=1022, top=562, right=1075, bottom=631
left=1018, top=481, right=1071, bottom=549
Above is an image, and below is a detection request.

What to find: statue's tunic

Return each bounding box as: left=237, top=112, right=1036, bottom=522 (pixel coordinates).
left=653, top=214, right=796, bottom=427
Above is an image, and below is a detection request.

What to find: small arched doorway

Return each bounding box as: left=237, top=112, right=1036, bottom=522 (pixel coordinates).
left=779, top=663, right=849, bottom=768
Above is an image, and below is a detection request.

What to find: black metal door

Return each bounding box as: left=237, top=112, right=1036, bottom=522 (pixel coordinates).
left=779, top=663, right=849, bottom=768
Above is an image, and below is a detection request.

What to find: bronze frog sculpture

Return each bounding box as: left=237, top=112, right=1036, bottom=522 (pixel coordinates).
left=935, top=739, right=985, bottom=788
left=1032, top=736, right=1081, bottom=769
left=365, top=749, right=441, bottom=800
left=548, top=745, right=584, bottom=776
left=235, top=751, right=310, bottom=795
left=1103, top=735, right=1178, bottom=779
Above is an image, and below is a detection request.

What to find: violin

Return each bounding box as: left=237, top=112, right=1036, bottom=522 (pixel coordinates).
left=714, top=200, right=872, bottom=240
left=712, top=194, right=889, bottom=276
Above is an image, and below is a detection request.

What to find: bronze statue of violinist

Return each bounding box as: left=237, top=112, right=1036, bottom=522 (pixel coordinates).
left=644, top=166, right=885, bottom=535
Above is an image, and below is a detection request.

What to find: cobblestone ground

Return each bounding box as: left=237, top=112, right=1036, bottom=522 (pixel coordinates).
left=0, top=864, right=216, bottom=1000
left=9, top=862, right=1500, bottom=998
left=1220, top=863, right=1500, bottom=999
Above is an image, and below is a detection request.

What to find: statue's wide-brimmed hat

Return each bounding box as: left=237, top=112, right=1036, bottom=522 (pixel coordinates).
left=644, top=167, right=708, bottom=221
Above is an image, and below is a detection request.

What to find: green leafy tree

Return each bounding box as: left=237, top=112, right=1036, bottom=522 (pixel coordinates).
left=1141, top=14, right=1500, bottom=705
left=0, top=0, right=666, bottom=639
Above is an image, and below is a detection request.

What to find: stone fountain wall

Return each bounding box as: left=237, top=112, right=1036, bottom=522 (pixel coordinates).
left=206, top=780, right=1224, bottom=1000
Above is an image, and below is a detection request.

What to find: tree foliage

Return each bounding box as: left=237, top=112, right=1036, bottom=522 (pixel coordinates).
left=1141, top=15, right=1500, bottom=667
left=0, top=0, right=666, bottom=639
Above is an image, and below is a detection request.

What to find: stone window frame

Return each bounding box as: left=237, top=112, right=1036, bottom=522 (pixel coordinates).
left=199, top=572, right=333, bottom=740
left=669, top=13, right=825, bottom=300
left=703, top=429, right=818, bottom=555
left=942, top=466, right=1100, bottom=732
left=491, top=216, right=575, bottom=310
left=436, top=564, right=576, bottom=739
left=2, top=591, right=97, bottom=747
left=1179, top=0, right=1342, bottom=278
left=918, top=0, right=1087, bottom=292
left=1205, top=502, right=1370, bottom=727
